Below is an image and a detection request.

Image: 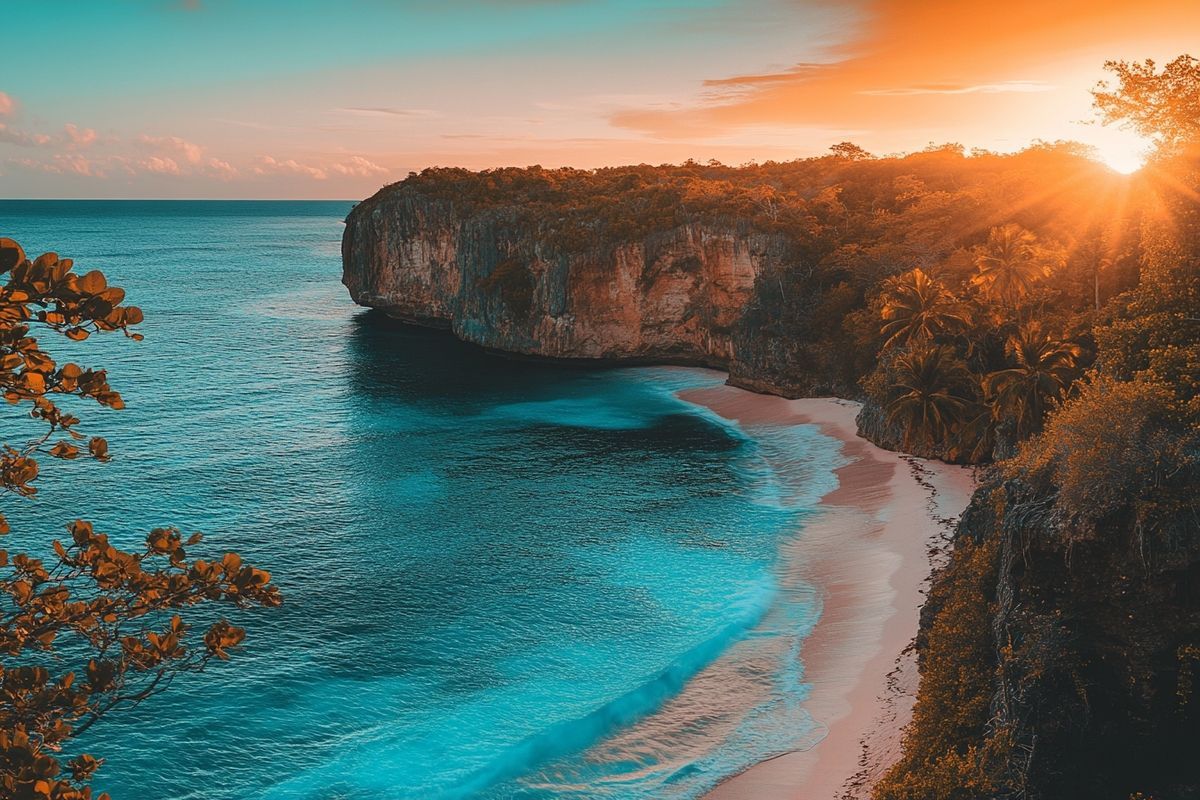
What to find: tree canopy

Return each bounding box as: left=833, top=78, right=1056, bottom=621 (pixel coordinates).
left=878, top=53, right=1200, bottom=800
left=1092, top=55, right=1200, bottom=154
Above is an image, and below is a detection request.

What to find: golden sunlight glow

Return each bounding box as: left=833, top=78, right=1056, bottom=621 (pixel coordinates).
left=1091, top=126, right=1152, bottom=174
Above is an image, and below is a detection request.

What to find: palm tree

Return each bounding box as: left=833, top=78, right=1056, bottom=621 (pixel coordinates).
left=970, top=224, right=1052, bottom=309
left=948, top=400, right=996, bottom=464
left=879, top=268, right=970, bottom=349
left=984, top=322, right=1083, bottom=439
left=886, top=345, right=975, bottom=449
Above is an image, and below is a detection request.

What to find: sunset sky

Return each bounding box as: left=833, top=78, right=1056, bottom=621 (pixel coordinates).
left=2, top=0, right=1198, bottom=199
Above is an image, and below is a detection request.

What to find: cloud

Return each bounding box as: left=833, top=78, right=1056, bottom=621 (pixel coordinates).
left=253, top=154, right=390, bottom=181
left=336, top=107, right=439, bottom=118
left=702, top=63, right=831, bottom=90
left=5, top=157, right=46, bottom=172
left=253, top=155, right=328, bottom=180
left=10, top=148, right=236, bottom=181
left=131, top=145, right=237, bottom=179
left=139, top=156, right=182, bottom=175
left=1, top=92, right=389, bottom=190
left=9, top=154, right=103, bottom=177
left=858, top=81, right=1054, bottom=96
left=205, top=157, right=238, bottom=180
left=328, top=156, right=389, bottom=177
left=63, top=124, right=98, bottom=149
left=610, top=0, right=1200, bottom=142
left=0, top=123, right=53, bottom=147
left=54, top=154, right=100, bottom=176
left=8, top=134, right=384, bottom=186
left=0, top=92, right=14, bottom=117
left=137, top=134, right=204, bottom=163
left=0, top=121, right=100, bottom=149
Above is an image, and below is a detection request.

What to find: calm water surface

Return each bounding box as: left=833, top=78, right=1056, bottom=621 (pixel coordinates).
left=0, top=201, right=841, bottom=799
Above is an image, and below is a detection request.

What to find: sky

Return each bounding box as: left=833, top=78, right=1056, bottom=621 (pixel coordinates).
left=1, top=0, right=1198, bottom=199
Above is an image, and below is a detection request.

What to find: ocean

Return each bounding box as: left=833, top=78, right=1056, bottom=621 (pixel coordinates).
left=0, top=200, right=843, bottom=799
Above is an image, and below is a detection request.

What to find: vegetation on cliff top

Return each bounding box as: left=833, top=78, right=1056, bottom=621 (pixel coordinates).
left=354, top=53, right=1200, bottom=800
left=376, top=54, right=1200, bottom=800
left=876, top=55, right=1200, bottom=800
left=374, top=134, right=1134, bottom=399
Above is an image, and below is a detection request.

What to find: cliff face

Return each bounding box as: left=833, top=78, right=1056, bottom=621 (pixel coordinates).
left=892, top=473, right=1200, bottom=800
left=342, top=186, right=788, bottom=370
left=350, top=158, right=1200, bottom=800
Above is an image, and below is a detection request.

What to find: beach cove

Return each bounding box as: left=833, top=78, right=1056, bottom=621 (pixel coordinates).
left=682, top=387, right=976, bottom=800
left=2, top=201, right=973, bottom=799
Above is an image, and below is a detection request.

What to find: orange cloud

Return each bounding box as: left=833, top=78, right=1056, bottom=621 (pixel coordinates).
left=253, top=155, right=329, bottom=180
left=63, top=124, right=98, bottom=149
left=857, top=81, right=1053, bottom=97
left=10, top=154, right=104, bottom=177
left=0, top=123, right=53, bottom=147
left=611, top=0, right=1200, bottom=147
left=329, top=156, right=389, bottom=177
left=140, top=156, right=182, bottom=175
left=137, top=134, right=204, bottom=163
left=205, top=157, right=238, bottom=180
left=0, top=92, right=13, bottom=117
left=335, top=107, right=439, bottom=118
left=0, top=121, right=99, bottom=150
left=253, top=154, right=391, bottom=181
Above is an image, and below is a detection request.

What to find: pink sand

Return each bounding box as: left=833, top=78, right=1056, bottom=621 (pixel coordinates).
left=676, top=384, right=976, bottom=800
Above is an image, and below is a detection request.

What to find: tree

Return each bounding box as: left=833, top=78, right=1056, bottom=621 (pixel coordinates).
left=0, top=238, right=280, bottom=799
left=829, top=141, right=873, bottom=160
left=885, top=345, right=975, bottom=449
left=1071, top=224, right=1114, bottom=311
left=984, top=322, right=1083, bottom=440
left=970, top=224, right=1053, bottom=310
left=1093, top=57, right=1200, bottom=414
left=1011, top=374, right=1197, bottom=541
left=879, top=55, right=1200, bottom=800
left=1092, top=55, right=1200, bottom=154
left=878, top=268, right=970, bottom=349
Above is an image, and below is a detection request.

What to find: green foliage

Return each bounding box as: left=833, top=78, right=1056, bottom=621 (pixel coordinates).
left=376, top=142, right=1134, bottom=400
left=1095, top=159, right=1200, bottom=414
left=861, top=225, right=1090, bottom=461
left=829, top=141, right=873, bottom=160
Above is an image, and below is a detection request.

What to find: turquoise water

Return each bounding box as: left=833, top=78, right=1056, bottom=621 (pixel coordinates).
left=0, top=201, right=843, bottom=799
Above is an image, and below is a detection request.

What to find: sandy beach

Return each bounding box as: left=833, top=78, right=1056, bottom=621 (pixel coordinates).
left=677, top=384, right=976, bottom=800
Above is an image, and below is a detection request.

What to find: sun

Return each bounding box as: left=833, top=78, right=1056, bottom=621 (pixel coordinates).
left=1091, top=127, right=1152, bottom=174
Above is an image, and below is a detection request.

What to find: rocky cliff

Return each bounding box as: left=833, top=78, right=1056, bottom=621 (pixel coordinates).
left=883, top=463, right=1200, bottom=799
left=342, top=185, right=794, bottom=371
left=346, top=155, right=1200, bottom=799
left=343, top=183, right=849, bottom=393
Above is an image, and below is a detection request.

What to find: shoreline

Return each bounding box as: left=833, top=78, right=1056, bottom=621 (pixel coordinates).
left=676, top=384, right=975, bottom=800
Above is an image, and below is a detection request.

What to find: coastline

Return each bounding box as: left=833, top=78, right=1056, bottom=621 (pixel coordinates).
left=676, top=384, right=976, bottom=800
